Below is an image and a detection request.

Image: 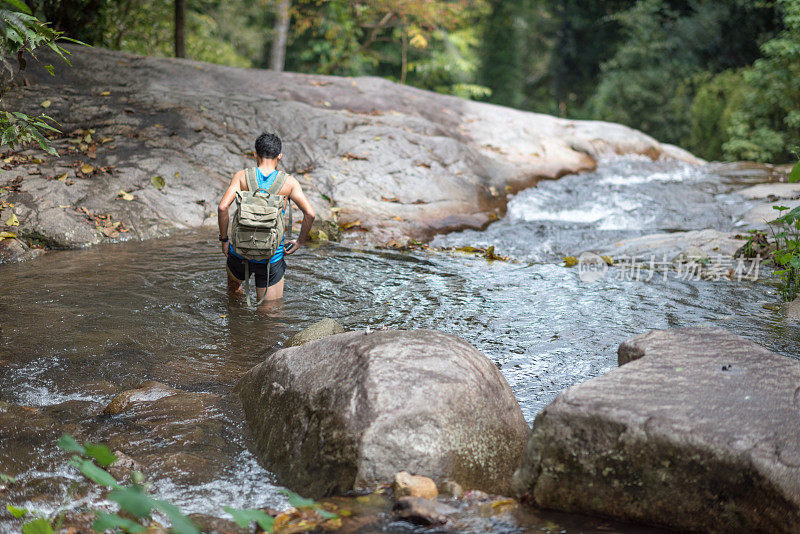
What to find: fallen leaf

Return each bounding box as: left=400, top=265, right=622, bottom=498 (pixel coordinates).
left=601, top=255, right=614, bottom=266
left=317, top=229, right=328, bottom=241
left=100, top=137, right=113, bottom=144
left=373, top=136, right=381, bottom=141
left=219, top=314, right=227, bottom=318
left=81, top=163, right=94, bottom=174
left=56, top=173, right=68, bottom=181
left=6, top=213, right=19, bottom=226
left=392, top=216, right=403, bottom=221
left=58, top=205, right=71, bottom=208
left=330, top=207, right=341, bottom=213
left=40, top=100, right=51, bottom=108
left=563, top=256, right=578, bottom=267
left=174, top=172, right=180, bottom=178
left=100, top=91, right=110, bottom=96
left=100, top=226, right=119, bottom=238
left=0, top=231, right=17, bottom=240
left=151, top=175, right=165, bottom=190
left=84, top=133, right=92, bottom=144
left=117, top=190, right=134, bottom=201
left=340, top=220, right=361, bottom=230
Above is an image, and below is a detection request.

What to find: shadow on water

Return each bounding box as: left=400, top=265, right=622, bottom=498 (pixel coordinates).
left=1, top=156, right=798, bottom=532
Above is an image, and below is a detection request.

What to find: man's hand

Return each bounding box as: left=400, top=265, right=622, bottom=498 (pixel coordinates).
left=222, top=241, right=229, bottom=256
left=284, top=239, right=300, bottom=255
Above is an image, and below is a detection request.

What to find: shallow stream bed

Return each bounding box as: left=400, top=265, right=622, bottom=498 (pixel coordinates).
left=1, top=156, right=798, bottom=533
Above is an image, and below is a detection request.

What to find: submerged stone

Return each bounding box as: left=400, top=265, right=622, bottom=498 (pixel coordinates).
left=237, top=329, right=530, bottom=498
left=511, top=327, right=800, bottom=533
left=287, top=318, right=344, bottom=347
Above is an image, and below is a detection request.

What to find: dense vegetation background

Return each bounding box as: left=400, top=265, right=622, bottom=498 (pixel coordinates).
left=17, top=0, right=800, bottom=163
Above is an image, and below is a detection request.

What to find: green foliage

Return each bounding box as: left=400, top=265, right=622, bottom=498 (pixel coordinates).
left=95, top=0, right=263, bottom=68
left=686, top=69, right=747, bottom=160
left=21, top=518, right=53, bottom=534
left=223, top=507, right=275, bottom=531
left=0, top=2, right=77, bottom=155
left=6, top=435, right=336, bottom=534
left=7, top=504, right=29, bottom=518
left=92, top=513, right=146, bottom=534
left=723, top=0, right=800, bottom=163
left=763, top=160, right=800, bottom=301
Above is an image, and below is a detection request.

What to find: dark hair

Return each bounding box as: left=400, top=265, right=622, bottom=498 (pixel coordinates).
left=255, top=132, right=282, bottom=160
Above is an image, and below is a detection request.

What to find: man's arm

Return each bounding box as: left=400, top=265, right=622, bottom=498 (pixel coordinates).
left=284, top=176, right=315, bottom=255
left=218, top=170, right=245, bottom=255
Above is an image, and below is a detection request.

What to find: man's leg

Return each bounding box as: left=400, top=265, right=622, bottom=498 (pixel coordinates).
left=226, top=265, right=245, bottom=295
left=258, top=276, right=284, bottom=302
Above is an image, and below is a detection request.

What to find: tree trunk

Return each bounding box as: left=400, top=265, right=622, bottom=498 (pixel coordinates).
left=270, top=0, right=291, bottom=72
left=174, top=0, right=186, bottom=58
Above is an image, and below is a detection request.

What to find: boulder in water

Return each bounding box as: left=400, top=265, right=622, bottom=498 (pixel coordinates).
left=237, top=329, right=530, bottom=498
left=511, top=327, right=800, bottom=533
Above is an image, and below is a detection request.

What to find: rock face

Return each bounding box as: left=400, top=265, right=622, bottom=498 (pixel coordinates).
left=594, top=229, right=745, bottom=260
left=237, top=329, right=530, bottom=498
left=287, top=318, right=344, bottom=347
left=1, top=46, right=698, bottom=262
left=511, top=327, right=800, bottom=533
left=738, top=182, right=800, bottom=200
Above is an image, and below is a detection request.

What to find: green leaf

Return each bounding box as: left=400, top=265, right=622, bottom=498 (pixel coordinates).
left=21, top=519, right=53, bottom=534
left=68, top=459, right=119, bottom=488
left=92, top=513, right=146, bottom=533
left=789, top=161, right=800, bottom=183
left=6, top=504, right=28, bottom=518
left=315, top=508, right=338, bottom=520
left=108, top=487, right=155, bottom=518
left=150, top=175, right=165, bottom=190
left=152, top=501, right=198, bottom=534
left=84, top=443, right=117, bottom=467
left=223, top=507, right=275, bottom=532
left=280, top=489, right=316, bottom=509
left=0, top=473, right=17, bottom=484
left=44, top=64, right=54, bottom=76
left=58, top=434, right=85, bottom=455
left=1, top=0, right=32, bottom=15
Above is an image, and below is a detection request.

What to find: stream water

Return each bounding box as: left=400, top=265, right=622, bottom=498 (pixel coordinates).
left=1, top=155, right=798, bottom=533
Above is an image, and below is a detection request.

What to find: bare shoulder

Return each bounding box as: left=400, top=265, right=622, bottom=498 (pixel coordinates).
left=234, top=169, right=248, bottom=190
left=281, top=173, right=299, bottom=196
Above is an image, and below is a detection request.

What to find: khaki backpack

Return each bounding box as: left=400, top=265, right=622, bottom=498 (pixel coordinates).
left=231, top=167, right=292, bottom=306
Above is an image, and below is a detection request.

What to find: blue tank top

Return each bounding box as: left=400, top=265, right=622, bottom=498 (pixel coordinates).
left=229, top=168, right=284, bottom=264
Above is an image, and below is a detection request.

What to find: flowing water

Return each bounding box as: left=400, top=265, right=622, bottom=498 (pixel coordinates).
left=1, top=155, right=798, bottom=532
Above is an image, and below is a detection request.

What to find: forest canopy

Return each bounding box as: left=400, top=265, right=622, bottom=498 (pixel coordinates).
left=14, top=0, right=800, bottom=163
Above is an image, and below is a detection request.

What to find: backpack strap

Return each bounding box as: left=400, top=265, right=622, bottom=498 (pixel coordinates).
left=267, top=170, right=288, bottom=195
left=244, top=167, right=259, bottom=193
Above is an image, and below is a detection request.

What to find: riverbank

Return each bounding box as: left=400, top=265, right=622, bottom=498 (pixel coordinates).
left=1, top=46, right=699, bottom=263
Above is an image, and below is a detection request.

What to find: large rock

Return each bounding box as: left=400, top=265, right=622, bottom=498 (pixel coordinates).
left=236, top=329, right=530, bottom=498
left=738, top=182, right=800, bottom=200
left=511, top=327, right=800, bottom=533
left=744, top=199, right=800, bottom=227
left=2, top=46, right=698, bottom=261
left=594, top=229, right=744, bottom=260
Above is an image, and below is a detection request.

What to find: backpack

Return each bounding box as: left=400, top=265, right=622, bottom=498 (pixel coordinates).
left=231, top=167, right=292, bottom=306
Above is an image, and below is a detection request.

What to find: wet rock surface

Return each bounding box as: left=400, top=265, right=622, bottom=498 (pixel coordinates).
left=287, top=318, right=344, bottom=347
left=511, top=327, right=800, bottom=533
left=594, top=229, right=745, bottom=260
left=392, top=471, right=439, bottom=500
left=237, top=329, right=530, bottom=498
left=1, top=46, right=695, bottom=262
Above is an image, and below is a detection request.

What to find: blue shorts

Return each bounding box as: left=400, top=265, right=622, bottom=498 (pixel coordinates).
left=226, top=255, right=286, bottom=288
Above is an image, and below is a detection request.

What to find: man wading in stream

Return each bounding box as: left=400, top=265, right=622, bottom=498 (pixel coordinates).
left=218, top=132, right=315, bottom=304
